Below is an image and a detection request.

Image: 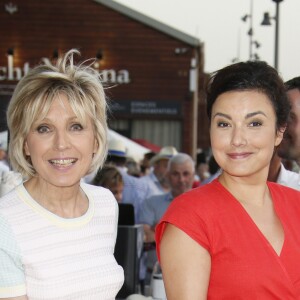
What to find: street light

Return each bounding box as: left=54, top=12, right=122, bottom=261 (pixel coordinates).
left=261, top=0, right=284, bottom=70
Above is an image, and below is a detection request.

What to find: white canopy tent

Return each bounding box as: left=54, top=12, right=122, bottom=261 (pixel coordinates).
left=108, top=129, right=150, bottom=162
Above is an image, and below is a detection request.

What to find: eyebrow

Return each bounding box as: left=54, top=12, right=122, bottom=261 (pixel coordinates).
left=36, top=115, right=79, bottom=122
left=212, top=111, right=267, bottom=120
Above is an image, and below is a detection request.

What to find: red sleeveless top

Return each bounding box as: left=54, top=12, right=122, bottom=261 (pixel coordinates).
left=156, top=179, right=300, bottom=299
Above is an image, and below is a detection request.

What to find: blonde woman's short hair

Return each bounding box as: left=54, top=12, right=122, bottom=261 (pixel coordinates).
left=7, top=49, right=108, bottom=178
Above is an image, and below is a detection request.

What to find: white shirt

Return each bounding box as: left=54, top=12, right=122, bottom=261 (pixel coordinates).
left=276, top=163, right=300, bottom=191
left=0, top=183, right=124, bottom=299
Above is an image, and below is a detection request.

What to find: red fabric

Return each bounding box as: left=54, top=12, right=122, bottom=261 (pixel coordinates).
left=192, top=180, right=200, bottom=188
left=131, top=139, right=161, bottom=153
left=156, top=179, right=300, bottom=299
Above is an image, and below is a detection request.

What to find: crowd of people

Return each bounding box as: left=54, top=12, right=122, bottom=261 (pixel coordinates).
left=1, top=48, right=300, bottom=300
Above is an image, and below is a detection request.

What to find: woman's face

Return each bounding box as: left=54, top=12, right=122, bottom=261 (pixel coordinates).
left=24, top=94, right=98, bottom=188
left=210, top=90, right=284, bottom=179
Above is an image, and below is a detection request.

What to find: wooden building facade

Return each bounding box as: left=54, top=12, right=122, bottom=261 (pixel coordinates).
left=0, top=0, right=210, bottom=157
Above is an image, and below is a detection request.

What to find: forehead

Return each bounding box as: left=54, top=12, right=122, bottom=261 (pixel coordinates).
left=34, top=94, right=86, bottom=123
left=170, top=160, right=194, bottom=172
left=212, top=90, right=274, bottom=114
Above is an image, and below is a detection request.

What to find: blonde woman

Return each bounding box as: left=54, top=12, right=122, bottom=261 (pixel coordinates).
left=0, top=50, right=124, bottom=299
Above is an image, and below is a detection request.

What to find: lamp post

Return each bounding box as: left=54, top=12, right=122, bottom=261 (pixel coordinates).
left=261, top=0, right=284, bottom=70
left=241, top=0, right=261, bottom=61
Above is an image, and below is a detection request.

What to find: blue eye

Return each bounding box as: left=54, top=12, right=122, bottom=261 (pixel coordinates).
left=37, top=125, right=50, bottom=133
left=71, top=123, right=83, bottom=131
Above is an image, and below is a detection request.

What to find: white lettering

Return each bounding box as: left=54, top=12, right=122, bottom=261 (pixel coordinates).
left=0, top=54, right=31, bottom=81
left=23, top=62, right=29, bottom=76
left=7, top=55, right=13, bottom=80
left=117, top=70, right=130, bottom=84
left=101, top=69, right=116, bottom=83
left=0, top=55, right=130, bottom=84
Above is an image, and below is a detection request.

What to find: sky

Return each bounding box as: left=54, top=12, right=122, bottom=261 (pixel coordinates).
left=114, top=0, right=300, bottom=81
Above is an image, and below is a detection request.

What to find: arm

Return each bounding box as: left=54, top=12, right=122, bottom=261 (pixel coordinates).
left=160, top=224, right=211, bottom=300
left=0, top=216, right=27, bottom=300
left=143, top=224, right=156, bottom=243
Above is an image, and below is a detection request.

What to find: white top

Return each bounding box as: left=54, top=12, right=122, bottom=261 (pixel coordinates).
left=0, top=183, right=124, bottom=299
left=276, top=163, right=300, bottom=190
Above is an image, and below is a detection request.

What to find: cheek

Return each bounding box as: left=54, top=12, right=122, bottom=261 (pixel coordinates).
left=210, top=136, right=226, bottom=153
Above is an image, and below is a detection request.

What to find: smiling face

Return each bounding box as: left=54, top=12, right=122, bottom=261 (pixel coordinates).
left=24, top=94, right=98, bottom=189
left=210, top=90, right=284, bottom=181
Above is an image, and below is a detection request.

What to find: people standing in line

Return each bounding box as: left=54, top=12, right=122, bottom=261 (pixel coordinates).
left=140, top=153, right=195, bottom=283
left=156, top=61, right=300, bottom=299
left=141, top=153, right=195, bottom=244
left=106, top=139, right=147, bottom=223
left=0, top=49, right=124, bottom=299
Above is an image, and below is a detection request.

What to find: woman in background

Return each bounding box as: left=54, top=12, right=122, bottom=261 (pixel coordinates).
left=93, top=164, right=124, bottom=203
left=156, top=61, right=300, bottom=299
left=0, top=49, right=123, bottom=299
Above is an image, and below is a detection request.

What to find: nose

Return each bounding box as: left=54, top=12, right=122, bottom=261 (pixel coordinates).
left=53, top=130, right=70, bottom=150
left=231, top=126, right=247, bottom=147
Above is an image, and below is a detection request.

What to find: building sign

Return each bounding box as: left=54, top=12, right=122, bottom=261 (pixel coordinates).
left=111, top=100, right=182, bottom=116
left=0, top=56, right=130, bottom=84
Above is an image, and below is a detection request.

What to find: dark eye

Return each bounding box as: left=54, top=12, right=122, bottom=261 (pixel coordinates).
left=37, top=125, right=50, bottom=133
left=217, top=122, right=230, bottom=128
left=249, top=121, right=262, bottom=127
left=71, top=123, right=83, bottom=131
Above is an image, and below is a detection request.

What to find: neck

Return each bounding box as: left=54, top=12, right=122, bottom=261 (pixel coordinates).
left=24, top=178, right=87, bottom=218
left=218, top=173, right=269, bottom=207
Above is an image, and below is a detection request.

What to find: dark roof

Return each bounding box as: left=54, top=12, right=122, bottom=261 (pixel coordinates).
left=93, top=0, right=201, bottom=47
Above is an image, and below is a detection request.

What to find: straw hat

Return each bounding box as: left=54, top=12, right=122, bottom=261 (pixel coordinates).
left=150, top=146, right=178, bottom=165
left=108, top=139, right=127, bottom=157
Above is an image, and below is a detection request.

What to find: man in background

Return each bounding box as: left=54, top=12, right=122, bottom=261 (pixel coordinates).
left=140, top=146, right=178, bottom=199
left=140, top=153, right=195, bottom=284
left=269, top=76, right=300, bottom=189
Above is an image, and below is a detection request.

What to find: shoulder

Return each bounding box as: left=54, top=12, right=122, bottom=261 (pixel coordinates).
left=268, top=181, right=300, bottom=208
left=170, top=180, right=223, bottom=210
left=159, top=181, right=225, bottom=229
left=0, top=186, right=21, bottom=212
left=268, top=181, right=300, bottom=196
left=145, top=193, right=166, bottom=203
left=142, top=193, right=167, bottom=210
left=268, top=181, right=300, bottom=195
